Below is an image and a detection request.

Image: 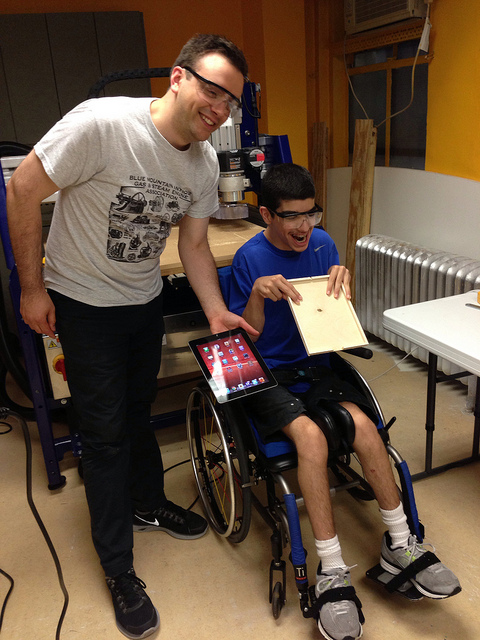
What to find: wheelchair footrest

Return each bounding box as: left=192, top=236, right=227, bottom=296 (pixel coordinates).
left=302, top=584, right=365, bottom=625
left=366, top=563, right=424, bottom=601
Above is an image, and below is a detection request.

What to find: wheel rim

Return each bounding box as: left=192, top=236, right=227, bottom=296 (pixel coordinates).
left=187, top=387, right=237, bottom=537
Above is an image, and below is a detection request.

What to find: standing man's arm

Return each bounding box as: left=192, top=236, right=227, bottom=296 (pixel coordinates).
left=6, top=150, right=59, bottom=339
left=177, top=214, right=258, bottom=337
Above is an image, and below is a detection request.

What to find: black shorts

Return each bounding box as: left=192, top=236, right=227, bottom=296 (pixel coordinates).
left=241, top=366, right=377, bottom=441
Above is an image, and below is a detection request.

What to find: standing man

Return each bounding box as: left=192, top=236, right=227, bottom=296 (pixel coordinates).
left=7, top=34, right=255, bottom=639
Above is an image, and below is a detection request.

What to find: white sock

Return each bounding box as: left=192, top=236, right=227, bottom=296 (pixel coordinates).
left=379, top=503, right=410, bottom=549
left=315, top=535, right=347, bottom=573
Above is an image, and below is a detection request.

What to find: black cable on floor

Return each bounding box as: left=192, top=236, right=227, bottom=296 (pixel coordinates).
left=0, top=568, right=14, bottom=632
left=164, top=458, right=199, bottom=510
left=0, top=408, right=68, bottom=639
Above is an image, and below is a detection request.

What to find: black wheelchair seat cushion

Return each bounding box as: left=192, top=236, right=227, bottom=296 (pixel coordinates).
left=305, top=404, right=346, bottom=454
left=303, top=371, right=378, bottom=427
left=310, top=400, right=356, bottom=448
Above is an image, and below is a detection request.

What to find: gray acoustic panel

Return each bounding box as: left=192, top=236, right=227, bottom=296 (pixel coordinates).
left=0, top=47, right=16, bottom=140
left=0, top=12, right=151, bottom=145
left=94, top=12, right=151, bottom=98
left=46, top=12, right=103, bottom=113
left=0, top=14, right=62, bottom=145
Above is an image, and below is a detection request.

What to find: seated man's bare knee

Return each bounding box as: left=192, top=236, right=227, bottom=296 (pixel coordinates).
left=340, top=401, right=378, bottom=440
left=284, top=415, right=329, bottom=462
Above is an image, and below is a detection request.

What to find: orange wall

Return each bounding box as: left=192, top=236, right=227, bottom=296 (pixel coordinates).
left=425, top=1, right=480, bottom=181
left=259, top=0, right=309, bottom=167
left=0, top=0, right=309, bottom=167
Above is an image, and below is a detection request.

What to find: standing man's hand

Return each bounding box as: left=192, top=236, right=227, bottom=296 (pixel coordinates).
left=20, top=288, right=56, bottom=339
left=208, top=310, right=259, bottom=337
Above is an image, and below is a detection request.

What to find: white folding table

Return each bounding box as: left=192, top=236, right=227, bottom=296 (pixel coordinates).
left=383, top=290, right=480, bottom=481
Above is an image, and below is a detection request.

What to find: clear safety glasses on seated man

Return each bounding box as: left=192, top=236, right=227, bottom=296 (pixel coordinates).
left=265, top=203, right=323, bottom=229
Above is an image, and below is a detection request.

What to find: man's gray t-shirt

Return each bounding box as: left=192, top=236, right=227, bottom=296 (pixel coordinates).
left=35, top=97, right=220, bottom=306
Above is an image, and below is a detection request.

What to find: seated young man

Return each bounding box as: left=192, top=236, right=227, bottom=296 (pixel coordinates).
left=227, top=163, right=461, bottom=640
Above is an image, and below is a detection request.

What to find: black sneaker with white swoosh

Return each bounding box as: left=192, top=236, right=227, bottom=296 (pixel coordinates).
left=106, top=567, right=159, bottom=639
left=133, top=500, right=208, bottom=539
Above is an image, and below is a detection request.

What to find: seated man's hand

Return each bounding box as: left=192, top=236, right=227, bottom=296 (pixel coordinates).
left=326, top=265, right=351, bottom=299
left=252, top=274, right=303, bottom=305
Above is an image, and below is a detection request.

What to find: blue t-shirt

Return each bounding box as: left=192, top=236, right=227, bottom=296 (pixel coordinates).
left=228, top=228, right=340, bottom=369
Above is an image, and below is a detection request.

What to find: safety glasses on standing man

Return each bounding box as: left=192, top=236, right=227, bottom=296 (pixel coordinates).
left=183, top=66, right=242, bottom=117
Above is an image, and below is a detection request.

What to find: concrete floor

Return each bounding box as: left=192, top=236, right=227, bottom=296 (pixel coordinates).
left=0, top=337, right=478, bottom=640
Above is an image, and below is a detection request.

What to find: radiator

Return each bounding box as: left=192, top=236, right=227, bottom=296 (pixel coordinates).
left=355, top=234, right=480, bottom=378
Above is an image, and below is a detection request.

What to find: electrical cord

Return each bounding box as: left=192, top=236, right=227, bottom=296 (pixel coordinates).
left=242, top=82, right=261, bottom=120
left=343, top=6, right=431, bottom=130
left=0, top=569, right=13, bottom=633
left=0, top=420, right=11, bottom=434
left=374, top=42, right=421, bottom=129
left=164, top=458, right=199, bottom=510
left=367, top=346, right=419, bottom=382
left=0, top=413, right=197, bottom=636
left=0, top=408, right=68, bottom=639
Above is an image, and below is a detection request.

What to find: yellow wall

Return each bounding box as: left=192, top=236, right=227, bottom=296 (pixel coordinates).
left=425, top=1, right=480, bottom=181
left=0, top=0, right=309, bottom=167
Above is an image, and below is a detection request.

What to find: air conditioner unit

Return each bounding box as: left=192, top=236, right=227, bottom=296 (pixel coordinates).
left=345, top=0, right=427, bottom=35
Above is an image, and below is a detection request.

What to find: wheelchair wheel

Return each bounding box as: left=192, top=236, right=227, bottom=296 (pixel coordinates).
left=271, top=581, right=285, bottom=619
left=186, top=384, right=252, bottom=543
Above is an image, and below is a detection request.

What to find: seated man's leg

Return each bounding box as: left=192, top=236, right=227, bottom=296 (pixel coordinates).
left=285, top=418, right=363, bottom=640
left=342, top=402, right=400, bottom=511
left=341, top=401, right=460, bottom=599
left=284, top=416, right=335, bottom=541
left=246, top=387, right=363, bottom=640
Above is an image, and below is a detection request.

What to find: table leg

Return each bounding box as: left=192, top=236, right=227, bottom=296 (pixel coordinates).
left=412, top=359, right=479, bottom=482
left=424, top=352, right=438, bottom=474
left=473, top=376, right=480, bottom=459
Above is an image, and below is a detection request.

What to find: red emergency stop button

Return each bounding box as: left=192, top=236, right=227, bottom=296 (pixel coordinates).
left=53, top=355, right=67, bottom=381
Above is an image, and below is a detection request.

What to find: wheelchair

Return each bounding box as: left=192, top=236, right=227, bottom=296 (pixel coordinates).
left=186, top=345, right=427, bottom=623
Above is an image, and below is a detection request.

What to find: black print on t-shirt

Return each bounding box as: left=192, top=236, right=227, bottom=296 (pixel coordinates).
left=107, top=179, right=192, bottom=262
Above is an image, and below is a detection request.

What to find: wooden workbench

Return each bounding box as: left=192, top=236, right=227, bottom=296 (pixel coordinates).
left=160, top=217, right=261, bottom=275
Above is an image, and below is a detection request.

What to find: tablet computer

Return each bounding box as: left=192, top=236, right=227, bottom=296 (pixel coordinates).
left=189, top=328, right=277, bottom=403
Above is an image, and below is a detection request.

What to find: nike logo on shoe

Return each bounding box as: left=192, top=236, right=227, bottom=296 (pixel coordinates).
left=135, top=515, right=160, bottom=526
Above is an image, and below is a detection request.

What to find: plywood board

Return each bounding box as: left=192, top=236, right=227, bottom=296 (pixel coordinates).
left=287, top=276, right=368, bottom=355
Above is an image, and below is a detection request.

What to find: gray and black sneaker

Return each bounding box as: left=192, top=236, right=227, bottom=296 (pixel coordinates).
left=380, top=532, right=461, bottom=599
left=106, top=568, right=159, bottom=639
left=133, top=500, right=208, bottom=539
left=315, top=565, right=363, bottom=640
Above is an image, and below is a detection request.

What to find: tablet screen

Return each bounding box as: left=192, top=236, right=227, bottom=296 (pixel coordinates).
left=189, top=328, right=277, bottom=403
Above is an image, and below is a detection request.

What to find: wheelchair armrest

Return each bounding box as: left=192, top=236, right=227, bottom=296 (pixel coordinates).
left=343, top=347, right=373, bottom=360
